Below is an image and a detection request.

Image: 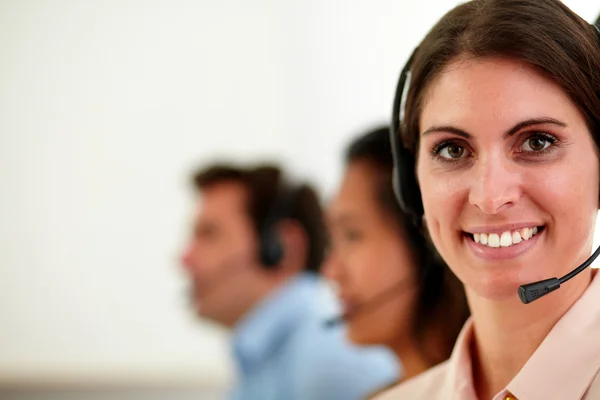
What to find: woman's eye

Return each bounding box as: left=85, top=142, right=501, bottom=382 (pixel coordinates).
left=520, top=136, right=553, bottom=152
left=438, top=143, right=466, bottom=159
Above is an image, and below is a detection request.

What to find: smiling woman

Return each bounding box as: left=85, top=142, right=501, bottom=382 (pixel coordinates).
left=418, top=57, right=599, bottom=298
left=376, top=0, right=600, bottom=400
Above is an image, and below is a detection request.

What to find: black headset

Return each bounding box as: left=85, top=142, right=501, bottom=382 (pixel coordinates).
left=390, top=47, right=422, bottom=225
left=258, top=186, right=297, bottom=269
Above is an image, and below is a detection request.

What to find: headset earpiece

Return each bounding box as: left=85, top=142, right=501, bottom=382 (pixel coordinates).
left=259, top=226, right=284, bottom=269
left=258, top=187, right=296, bottom=270
left=391, top=165, right=402, bottom=209
left=390, top=47, right=424, bottom=226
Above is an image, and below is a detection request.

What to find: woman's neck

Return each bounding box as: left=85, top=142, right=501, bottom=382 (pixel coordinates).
left=468, top=269, right=593, bottom=399
left=391, top=343, right=430, bottom=382
left=389, top=329, right=444, bottom=382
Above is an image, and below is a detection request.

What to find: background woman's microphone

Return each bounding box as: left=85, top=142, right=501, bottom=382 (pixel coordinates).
left=324, top=278, right=414, bottom=328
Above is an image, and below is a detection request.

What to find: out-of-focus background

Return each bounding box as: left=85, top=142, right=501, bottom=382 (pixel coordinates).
left=1, top=1, right=598, bottom=399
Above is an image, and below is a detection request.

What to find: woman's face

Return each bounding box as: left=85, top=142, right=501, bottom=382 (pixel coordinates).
left=417, top=57, right=599, bottom=300
left=324, top=160, right=417, bottom=345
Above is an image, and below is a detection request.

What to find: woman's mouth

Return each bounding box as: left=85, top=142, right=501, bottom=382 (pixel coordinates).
left=470, top=226, right=544, bottom=248
left=463, top=225, right=545, bottom=260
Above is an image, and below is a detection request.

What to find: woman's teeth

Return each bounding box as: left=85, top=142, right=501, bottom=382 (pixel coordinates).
left=473, top=227, right=540, bottom=248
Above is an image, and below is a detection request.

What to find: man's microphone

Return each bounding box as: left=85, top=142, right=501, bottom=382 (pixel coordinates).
left=518, top=243, right=600, bottom=304
left=323, top=278, right=414, bottom=328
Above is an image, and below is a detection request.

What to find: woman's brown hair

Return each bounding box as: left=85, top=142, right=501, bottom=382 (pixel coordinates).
left=400, top=0, right=600, bottom=156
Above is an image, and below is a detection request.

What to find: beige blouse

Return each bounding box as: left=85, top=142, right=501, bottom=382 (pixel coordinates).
left=375, top=270, right=600, bottom=400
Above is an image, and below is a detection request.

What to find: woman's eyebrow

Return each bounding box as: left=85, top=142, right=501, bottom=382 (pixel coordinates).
left=422, top=126, right=471, bottom=139
left=502, top=117, right=567, bottom=138
left=422, top=117, right=568, bottom=139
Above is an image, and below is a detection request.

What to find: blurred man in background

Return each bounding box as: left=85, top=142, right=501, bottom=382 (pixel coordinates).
left=180, top=163, right=398, bottom=400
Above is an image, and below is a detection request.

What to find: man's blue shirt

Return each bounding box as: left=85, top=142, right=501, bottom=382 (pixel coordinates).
left=229, top=273, right=399, bottom=400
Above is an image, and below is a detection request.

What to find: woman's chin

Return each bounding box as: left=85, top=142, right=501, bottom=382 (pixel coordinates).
left=347, top=330, right=373, bottom=345
left=472, top=285, right=522, bottom=301
left=346, top=323, right=384, bottom=346
left=467, top=274, right=546, bottom=302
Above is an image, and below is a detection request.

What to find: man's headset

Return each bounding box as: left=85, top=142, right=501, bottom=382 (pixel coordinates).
left=389, top=20, right=600, bottom=305
left=258, top=186, right=298, bottom=269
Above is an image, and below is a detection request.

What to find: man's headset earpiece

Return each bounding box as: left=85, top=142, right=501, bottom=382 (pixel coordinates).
left=259, top=228, right=284, bottom=268
left=390, top=47, right=423, bottom=227
left=258, top=187, right=297, bottom=269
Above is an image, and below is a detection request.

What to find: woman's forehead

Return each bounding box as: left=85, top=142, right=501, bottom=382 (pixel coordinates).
left=419, top=57, right=580, bottom=135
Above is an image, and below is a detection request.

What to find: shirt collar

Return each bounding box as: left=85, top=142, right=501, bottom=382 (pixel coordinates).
left=508, top=269, right=600, bottom=400
left=444, top=270, right=600, bottom=400
left=445, top=317, right=477, bottom=400
left=231, top=272, right=321, bottom=375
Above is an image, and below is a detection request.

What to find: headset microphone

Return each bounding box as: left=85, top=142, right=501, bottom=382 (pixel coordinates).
left=323, top=278, right=413, bottom=328
left=323, top=313, right=345, bottom=329
left=518, top=244, right=600, bottom=304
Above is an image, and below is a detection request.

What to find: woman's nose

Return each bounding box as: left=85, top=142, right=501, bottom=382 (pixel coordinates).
left=468, top=154, right=522, bottom=214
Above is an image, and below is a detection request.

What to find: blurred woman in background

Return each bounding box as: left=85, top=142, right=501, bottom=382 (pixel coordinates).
left=323, top=126, right=470, bottom=393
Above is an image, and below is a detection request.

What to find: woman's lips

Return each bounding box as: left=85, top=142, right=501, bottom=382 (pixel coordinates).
left=464, top=227, right=544, bottom=260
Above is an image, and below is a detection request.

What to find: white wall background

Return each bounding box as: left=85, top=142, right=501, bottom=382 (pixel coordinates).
left=1, top=0, right=599, bottom=390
